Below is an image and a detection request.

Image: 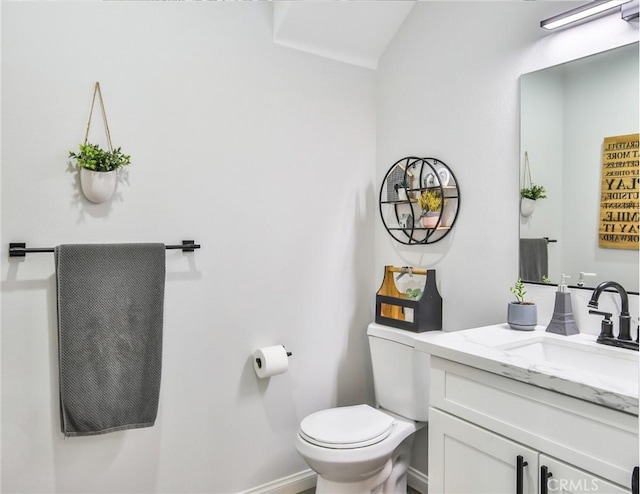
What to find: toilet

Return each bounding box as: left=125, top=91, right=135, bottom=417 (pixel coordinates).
left=295, top=323, right=430, bottom=493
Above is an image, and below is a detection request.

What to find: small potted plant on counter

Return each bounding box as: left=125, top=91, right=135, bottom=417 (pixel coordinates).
left=69, top=143, right=131, bottom=204
left=508, top=277, right=537, bottom=331
left=418, top=188, right=442, bottom=228
left=520, top=183, right=547, bottom=217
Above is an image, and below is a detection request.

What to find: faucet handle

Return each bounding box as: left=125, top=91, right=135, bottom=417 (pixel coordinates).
left=589, top=309, right=612, bottom=319
left=578, top=272, right=597, bottom=287
left=589, top=310, right=614, bottom=339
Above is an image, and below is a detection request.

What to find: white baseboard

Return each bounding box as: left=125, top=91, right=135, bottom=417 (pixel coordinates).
left=408, top=467, right=429, bottom=493
left=242, top=466, right=427, bottom=494
left=241, top=469, right=316, bottom=494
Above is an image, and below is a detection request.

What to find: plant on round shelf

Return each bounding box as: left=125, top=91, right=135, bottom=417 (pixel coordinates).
left=394, top=179, right=410, bottom=201
left=69, top=143, right=131, bottom=204
left=507, top=277, right=537, bottom=331
left=418, top=188, right=442, bottom=228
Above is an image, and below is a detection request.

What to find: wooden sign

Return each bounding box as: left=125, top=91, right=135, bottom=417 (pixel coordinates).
left=599, top=133, right=639, bottom=249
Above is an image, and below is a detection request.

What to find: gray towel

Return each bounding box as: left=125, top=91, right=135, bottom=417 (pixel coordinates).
left=519, top=238, right=548, bottom=282
left=55, top=243, right=166, bottom=436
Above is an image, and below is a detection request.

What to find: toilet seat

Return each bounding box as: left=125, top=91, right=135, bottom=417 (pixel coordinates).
left=299, top=404, right=394, bottom=449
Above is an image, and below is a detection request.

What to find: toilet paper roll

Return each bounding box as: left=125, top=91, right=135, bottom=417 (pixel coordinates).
left=253, top=345, right=289, bottom=379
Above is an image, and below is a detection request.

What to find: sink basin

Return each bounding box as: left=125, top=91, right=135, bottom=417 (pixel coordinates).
left=415, top=324, right=638, bottom=413
left=497, top=336, right=639, bottom=384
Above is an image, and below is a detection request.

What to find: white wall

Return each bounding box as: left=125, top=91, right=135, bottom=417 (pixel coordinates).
left=562, top=45, right=639, bottom=290
left=3, top=2, right=639, bottom=492
left=376, top=1, right=638, bottom=332
left=1, top=3, right=376, bottom=492
left=376, top=1, right=638, bottom=476
left=520, top=69, right=564, bottom=280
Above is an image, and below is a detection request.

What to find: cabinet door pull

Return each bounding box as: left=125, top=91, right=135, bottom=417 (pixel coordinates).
left=516, top=455, right=528, bottom=494
left=632, top=466, right=638, bottom=494
left=540, top=465, right=553, bottom=494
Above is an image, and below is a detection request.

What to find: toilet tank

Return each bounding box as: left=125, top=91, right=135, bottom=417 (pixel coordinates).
left=367, top=323, right=430, bottom=422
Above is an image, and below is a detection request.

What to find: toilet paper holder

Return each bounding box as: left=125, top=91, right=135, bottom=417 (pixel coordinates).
left=255, top=348, right=292, bottom=369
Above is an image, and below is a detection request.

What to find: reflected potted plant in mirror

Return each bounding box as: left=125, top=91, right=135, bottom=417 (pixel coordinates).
left=520, top=184, right=547, bottom=217
left=69, top=143, right=131, bottom=203
left=418, top=189, right=442, bottom=228
left=508, top=278, right=537, bottom=331
left=394, top=179, right=409, bottom=201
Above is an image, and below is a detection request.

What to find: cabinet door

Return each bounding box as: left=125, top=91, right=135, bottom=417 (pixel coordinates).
left=540, top=455, right=630, bottom=494
left=429, top=408, right=538, bottom=494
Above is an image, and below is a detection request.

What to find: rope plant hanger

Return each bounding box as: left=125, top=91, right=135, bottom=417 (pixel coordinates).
left=84, top=81, right=114, bottom=153
left=68, top=82, right=131, bottom=203
left=520, top=151, right=546, bottom=217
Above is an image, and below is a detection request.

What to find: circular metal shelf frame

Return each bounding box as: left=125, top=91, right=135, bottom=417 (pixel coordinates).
left=379, top=156, right=460, bottom=245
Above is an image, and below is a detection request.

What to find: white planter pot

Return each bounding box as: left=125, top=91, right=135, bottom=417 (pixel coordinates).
left=80, top=168, right=117, bottom=204
left=520, top=197, right=536, bottom=217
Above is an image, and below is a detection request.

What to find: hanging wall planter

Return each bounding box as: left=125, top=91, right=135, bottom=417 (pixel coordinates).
left=520, top=151, right=546, bottom=217
left=520, top=197, right=537, bottom=217
left=79, top=168, right=117, bottom=204
left=68, top=82, right=131, bottom=204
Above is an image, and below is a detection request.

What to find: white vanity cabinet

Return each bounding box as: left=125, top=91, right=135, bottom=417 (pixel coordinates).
left=540, top=456, right=629, bottom=494
left=428, top=356, right=639, bottom=494
left=430, top=408, right=539, bottom=494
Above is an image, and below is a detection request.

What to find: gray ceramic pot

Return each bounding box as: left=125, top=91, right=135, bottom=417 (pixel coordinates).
left=507, top=302, right=537, bottom=331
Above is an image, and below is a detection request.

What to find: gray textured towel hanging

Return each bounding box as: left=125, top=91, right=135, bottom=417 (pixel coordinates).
left=55, top=243, right=166, bottom=436
left=519, top=238, right=548, bottom=283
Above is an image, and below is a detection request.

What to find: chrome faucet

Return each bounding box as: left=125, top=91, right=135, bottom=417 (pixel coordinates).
left=588, top=281, right=637, bottom=351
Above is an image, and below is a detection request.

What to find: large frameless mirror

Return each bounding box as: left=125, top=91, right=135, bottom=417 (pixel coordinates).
left=519, top=42, right=639, bottom=292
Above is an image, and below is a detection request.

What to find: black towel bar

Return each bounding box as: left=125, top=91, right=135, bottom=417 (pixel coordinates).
left=8, top=240, right=201, bottom=257
left=543, top=237, right=557, bottom=243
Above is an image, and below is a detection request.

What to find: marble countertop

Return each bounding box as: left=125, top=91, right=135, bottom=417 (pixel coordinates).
left=410, top=324, right=639, bottom=415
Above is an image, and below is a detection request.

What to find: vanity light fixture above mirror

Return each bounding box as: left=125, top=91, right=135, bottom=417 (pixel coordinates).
left=541, top=0, right=632, bottom=30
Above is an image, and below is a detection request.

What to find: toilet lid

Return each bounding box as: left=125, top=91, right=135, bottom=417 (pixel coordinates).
left=299, top=404, right=394, bottom=449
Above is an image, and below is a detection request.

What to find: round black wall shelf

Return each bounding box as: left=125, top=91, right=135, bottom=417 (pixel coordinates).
left=379, top=156, right=460, bottom=245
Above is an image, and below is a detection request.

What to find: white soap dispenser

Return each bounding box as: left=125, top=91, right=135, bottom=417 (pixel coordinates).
left=545, top=274, right=580, bottom=336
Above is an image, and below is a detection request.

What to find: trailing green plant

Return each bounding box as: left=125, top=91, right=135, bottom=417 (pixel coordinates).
left=418, top=189, right=442, bottom=214
left=510, top=277, right=534, bottom=304
left=69, top=143, right=131, bottom=172
left=520, top=184, right=547, bottom=201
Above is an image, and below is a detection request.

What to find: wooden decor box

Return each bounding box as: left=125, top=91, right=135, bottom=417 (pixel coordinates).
left=375, top=266, right=442, bottom=333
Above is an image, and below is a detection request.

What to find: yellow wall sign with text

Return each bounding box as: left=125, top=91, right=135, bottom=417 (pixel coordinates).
left=599, top=133, right=639, bottom=250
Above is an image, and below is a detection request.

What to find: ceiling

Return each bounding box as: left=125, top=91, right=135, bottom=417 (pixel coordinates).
left=273, top=1, right=416, bottom=70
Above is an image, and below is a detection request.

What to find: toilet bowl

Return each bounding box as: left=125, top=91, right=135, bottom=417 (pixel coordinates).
left=295, top=323, right=431, bottom=493
left=295, top=404, right=424, bottom=493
